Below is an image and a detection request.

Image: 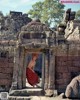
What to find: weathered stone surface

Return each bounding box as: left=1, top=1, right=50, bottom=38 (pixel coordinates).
left=63, top=8, right=75, bottom=22
left=0, top=67, right=13, bottom=74
left=55, top=55, right=80, bottom=92
left=30, top=95, right=70, bottom=100
left=0, top=11, right=31, bottom=40
left=19, top=19, right=54, bottom=48
left=45, top=89, right=54, bottom=97
left=44, top=50, right=49, bottom=90
left=10, top=47, right=19, bottom=90
left=65, top=75, right=80, bottom=98
left=48, top=50, right=55, bottom=89
left=9, top=89, right=44, bottom=96
left=0, top=73, right=12, bottom=79
left=65, top=20, right=80, bottom=42
left=1, top=8, right=80, bottom=97
left=0, top=49, right=14, bottom=91
left=8, top=95, right=71, bottom=100
left=0, top=79, right=12, bottom=85
left=8, top=96, right=31, bottom=100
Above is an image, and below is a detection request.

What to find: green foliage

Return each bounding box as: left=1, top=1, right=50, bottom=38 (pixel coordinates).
left=28, top=1, right=43, bottom=19
left=28, top=0, right=65, bottom=27
left=76, top=10, right=80, bottom=20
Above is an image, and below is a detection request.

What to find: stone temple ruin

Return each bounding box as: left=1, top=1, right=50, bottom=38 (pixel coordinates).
left=0, top=11, right=32, bottom=40
left=0, top=9, right=80, bottom=99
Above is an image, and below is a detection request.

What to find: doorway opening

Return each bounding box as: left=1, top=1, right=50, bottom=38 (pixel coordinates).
left=25, top=52, right=44, bottom=88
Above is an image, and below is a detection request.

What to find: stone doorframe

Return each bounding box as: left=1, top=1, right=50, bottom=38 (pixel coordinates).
left=10, top=45, right=55, bottom=93
left=22, top=48, right=45, bottom=89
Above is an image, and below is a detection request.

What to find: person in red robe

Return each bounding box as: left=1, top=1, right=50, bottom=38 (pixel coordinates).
left=26, top=53, right=40, bottom=86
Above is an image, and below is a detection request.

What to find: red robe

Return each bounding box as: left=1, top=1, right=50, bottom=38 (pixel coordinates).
left=26, top=67, right=39, bottom=86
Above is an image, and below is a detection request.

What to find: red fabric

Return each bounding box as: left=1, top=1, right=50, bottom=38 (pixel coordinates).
left=26, top=67, right=39, bottom=86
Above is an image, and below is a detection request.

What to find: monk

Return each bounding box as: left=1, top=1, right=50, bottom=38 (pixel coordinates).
left=26, top=53, right=40, bottom=86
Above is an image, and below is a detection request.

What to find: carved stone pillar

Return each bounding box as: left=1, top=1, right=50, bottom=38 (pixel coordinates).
left=48, top=49, right=55, bottom=89
left=22, top=50, right=28, bottom=88
left=44, top=49, right=55, bottom=96
left=42, top=53, right=45, bottom=89
left=17, top=47, right=24, bottom=89
left=44, top=49, right=49, bottom=90
left=10, top=47, right=19, bottom=91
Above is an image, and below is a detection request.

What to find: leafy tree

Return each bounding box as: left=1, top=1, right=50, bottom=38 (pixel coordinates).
left=28, top=2, right=43, bottom=19
left=28, top=0, right=65, bottom=27
left=76, top=10, right=80, bottom=20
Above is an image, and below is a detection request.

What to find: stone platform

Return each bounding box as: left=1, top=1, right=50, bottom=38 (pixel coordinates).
left=9, top=88, right=44, bottom=96
left=8, top=95, right=71, bottom=100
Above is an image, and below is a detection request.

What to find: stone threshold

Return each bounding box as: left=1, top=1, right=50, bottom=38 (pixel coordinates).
left=8, top=96, right=31, bottom=100
left=9, top=88, right=44, bottom=96
left=8, top=96, right=71, bottom=100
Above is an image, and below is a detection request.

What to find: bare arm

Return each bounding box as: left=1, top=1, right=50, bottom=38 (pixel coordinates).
left=27, top=60, right=36, bottom=70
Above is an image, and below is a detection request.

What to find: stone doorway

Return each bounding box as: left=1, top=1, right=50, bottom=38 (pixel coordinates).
left=9, top=48, right=45, bottom=96
left=9, top=19, right=55, bottom=96
left=23, top=50, right=45, bottom=89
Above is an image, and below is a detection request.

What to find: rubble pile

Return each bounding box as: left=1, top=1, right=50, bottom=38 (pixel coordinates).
left=0, top=11, right=32, bottom=40
left=62, top=9, right=80, bottom=42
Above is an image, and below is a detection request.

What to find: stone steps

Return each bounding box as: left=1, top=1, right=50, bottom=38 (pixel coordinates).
left=8, top=96, right=31, bottom=100
left=8, top=96, right=71, bottom=100
left=9, top=88, right=44, bottom=96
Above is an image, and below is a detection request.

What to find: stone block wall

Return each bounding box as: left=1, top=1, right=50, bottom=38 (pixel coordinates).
left=55, top=44, right=80, bottom=92
left=0, top=42, right=80, bottom=93
left=0, top=54, right=14, bottom=91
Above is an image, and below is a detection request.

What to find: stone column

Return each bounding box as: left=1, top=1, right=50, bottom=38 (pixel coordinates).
left=42, top=53, right=45, bottom=89
left=45, top=49, right=56, bottom=96
left=44, top=49, right=49, bottom=90
left=22, top=50, right=28, bottom=88
left=48, top=49, right=55, bottom=89
left=10, top=47, right=19, bottom=91
left=17, top=47, right=24, bottom=89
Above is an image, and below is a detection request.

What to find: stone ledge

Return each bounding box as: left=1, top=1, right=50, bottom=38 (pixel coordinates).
left=8, top=96, right=31, bottom=100
left=9, top=88, right=44, bottom=96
